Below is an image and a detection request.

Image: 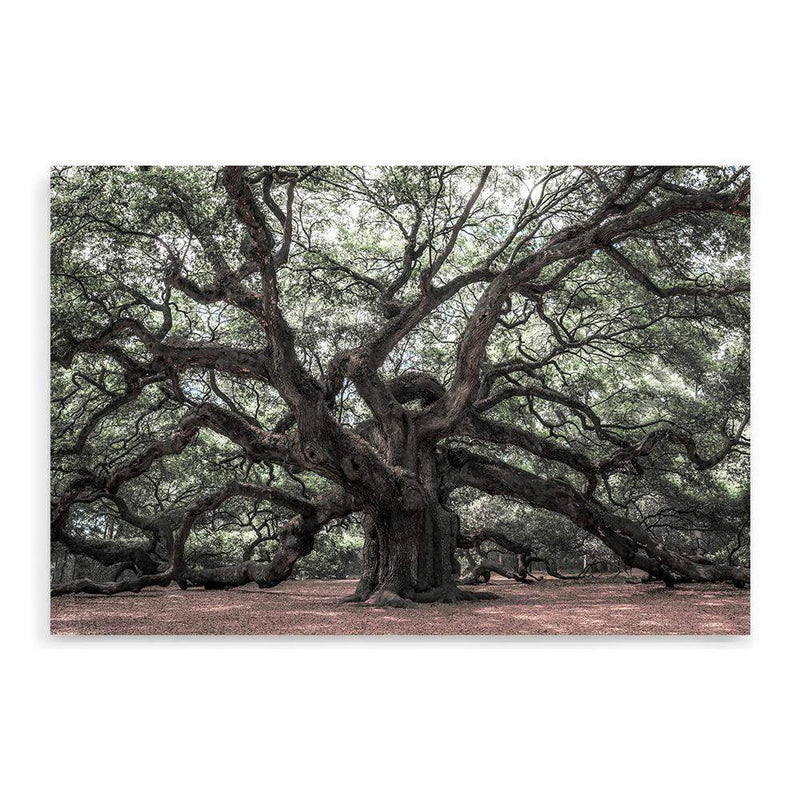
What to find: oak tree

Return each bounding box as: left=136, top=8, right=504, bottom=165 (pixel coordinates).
left=51, top=165, right=750, bottom=604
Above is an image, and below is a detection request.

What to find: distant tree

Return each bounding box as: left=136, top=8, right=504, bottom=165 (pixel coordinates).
left=51, top=166, right=750, bottom=604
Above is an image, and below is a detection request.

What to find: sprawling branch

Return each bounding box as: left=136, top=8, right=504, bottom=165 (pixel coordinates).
left=446, top=447, right=748, bottom=585
left=423, top=179, right=750, bottom=437
left=184, top=489, right=357, bottom=590
left=458, top=528, right=586, bottom=582
left=222, top=166, right=325, bottom=414
left=605, top=245, right=750, bottom=299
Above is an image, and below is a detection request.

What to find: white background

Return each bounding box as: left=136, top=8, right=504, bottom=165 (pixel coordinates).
left=3, top=2, right=797, bottom=797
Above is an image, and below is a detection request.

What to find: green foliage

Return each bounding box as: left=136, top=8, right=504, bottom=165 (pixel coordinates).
left=293, top=525, right=364, bottom=580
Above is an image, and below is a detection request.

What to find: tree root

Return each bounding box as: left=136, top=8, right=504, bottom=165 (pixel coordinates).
left=413, top=585, right=498, bottom=603
left=337, top=588, right=374, bottom=604
left=365, top=591, right=419, bottom=609
left=341, top=584, right=500, bottom=606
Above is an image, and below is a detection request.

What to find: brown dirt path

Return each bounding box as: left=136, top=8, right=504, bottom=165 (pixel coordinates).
left=50, top=577, right=749, bottom=636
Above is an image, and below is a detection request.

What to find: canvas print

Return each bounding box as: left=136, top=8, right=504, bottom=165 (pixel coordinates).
left=50, top=166, right=750, bottom=635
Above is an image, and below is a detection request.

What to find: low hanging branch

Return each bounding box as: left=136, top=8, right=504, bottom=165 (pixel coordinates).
left=457, top=528, right=600, bottom=584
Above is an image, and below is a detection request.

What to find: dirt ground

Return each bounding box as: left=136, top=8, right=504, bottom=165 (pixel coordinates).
left=50, top=577, right=749, bottom=636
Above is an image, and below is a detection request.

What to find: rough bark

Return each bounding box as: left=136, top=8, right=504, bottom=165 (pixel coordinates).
left=340, top=448, right=476, bottom=605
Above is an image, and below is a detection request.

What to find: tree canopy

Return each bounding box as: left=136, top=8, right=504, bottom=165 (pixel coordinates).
left=50, top=165, right=750, bottom=603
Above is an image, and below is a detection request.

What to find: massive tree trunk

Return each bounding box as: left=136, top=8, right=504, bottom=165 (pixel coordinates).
left=352, top=501, right=462, bottom=605
left=345, top=451, right=471, bottom=606
left=346, top=502, right=467, bottom=606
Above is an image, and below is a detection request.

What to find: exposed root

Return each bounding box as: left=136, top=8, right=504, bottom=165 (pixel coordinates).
left=337, top=589, right=373, bottom=604
left=453, top=588, right=500, bottom=602
left=346, top=584, right=501, bottom=606
left=364, top=590, right=418, bottom=609
left=413, top=585, right=496, bottom=603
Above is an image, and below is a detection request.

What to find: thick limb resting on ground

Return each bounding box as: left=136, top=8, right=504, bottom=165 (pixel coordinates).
left=457, top=528, right=596, bottom=583
left=51, top=166, right=750, bottom=600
